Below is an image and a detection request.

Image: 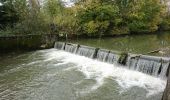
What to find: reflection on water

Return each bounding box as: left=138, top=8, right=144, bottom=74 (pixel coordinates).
left=70, top=32, right=170, bottom=56
left=0, top=49, right=166, bottom=100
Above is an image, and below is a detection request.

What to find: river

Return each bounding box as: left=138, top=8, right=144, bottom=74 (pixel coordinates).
left=0, top=49, right=166, bottom=100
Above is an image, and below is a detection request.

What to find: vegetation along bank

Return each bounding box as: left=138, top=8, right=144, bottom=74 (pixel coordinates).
left=1, top=0, right=170, bottom=38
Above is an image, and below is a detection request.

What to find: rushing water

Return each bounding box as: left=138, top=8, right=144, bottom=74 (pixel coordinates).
left=0, top=49, right=166, bottom=100
left=70, top=32, right=170, bottom=56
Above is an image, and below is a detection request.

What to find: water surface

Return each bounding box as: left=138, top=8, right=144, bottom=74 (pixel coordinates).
left=70, top=32, right=170, bottom=56
left=0, top=49, right=166, bottom=100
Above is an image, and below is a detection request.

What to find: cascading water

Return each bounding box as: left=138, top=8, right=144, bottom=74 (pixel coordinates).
left=106, top=51, right=120, bottom=64
left=54, top=42, right=65, bottom=50
left=64, top=43, right=78, bottom=53
left=127, top=54, right=139, bottom=70
left=47, top=49, right=166, bottom=98
left=159, top=58, right=170, bottom=78
left=96, top=49, right=110, bottom=62
left=54, top=42, right=170, bottom=79
left=76, top=45, right=97, bottom=58
left=127, top=55, right=170, bottom=79
left=136, top=56, right=161, bottom=76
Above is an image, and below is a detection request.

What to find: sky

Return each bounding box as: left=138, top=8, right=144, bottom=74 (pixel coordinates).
left=62, top=0, right=75, bottom=7
left=0, top=0, right=74, bottom=7
left=41, top=0, right=75, bottom=7
left=62, top=0, right=74, bottom=7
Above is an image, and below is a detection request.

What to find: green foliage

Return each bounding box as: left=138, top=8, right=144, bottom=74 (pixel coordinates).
left=0, top=26, right=15, bottom=35
left=160, top=16, right=170, bottom=31
left=44, top=0, right=64, bottom=21
left=74, top=0, right=165, bottom=35
left=0, top=0, right=19, bottom=29
left=13, top=0, right=41, bottom=34
left=0, top=0, right=169, bottom=36
left=124, top=0, right=163, bottom=33
left=76, top=0, right=121, bottom=36
left=0, top=0, right=57, bottom=35
left=54, top=7, right=79, bottom=36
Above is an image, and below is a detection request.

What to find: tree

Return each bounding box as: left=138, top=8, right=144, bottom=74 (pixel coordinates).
left=76, top=0, right=121, bottom=36
left=13, top=0, right=50, bottom=34
left=0, top=0, right=19, bottom=29
left=44, top=0, right=64, bottom=23
left=115, top=0, right=164, bottom=33
left=54, top=7, right=79, bottom=36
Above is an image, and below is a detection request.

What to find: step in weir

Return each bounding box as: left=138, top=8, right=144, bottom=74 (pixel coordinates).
left=107, top=51, right=120, bottom=64
left=97, top=49, right=110, bottom=62
left=76, top=45, right=99, bottom=58
left=54, top=42, right=65, bottom=50
left=65, top=43, right=79, bottom=53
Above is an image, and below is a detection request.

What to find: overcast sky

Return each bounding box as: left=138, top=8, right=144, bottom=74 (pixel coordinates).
left=63, top=0, right=75, bottom=7
left=0, top=0, right=75, bottom=7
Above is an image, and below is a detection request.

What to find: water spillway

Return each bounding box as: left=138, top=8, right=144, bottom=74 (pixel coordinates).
left=64, top=43, right=78, bottom=53
left=160, top=58, right=170, bottom=78
left=97, top=49, right=110, bottom=62
left=107, top=51, right=120, bottom=64
left=127, top=55, right=170, bottom=79
left=54, top=42, right=170, bottom=79
left=76, top=45, right=98, bottom=58
left=54, top=42, right=65, bottom=50
left=96, top=49, right=120, bottom=64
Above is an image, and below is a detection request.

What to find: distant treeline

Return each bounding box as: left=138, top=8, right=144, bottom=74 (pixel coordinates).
left=0, top=0, right=170, bottom=37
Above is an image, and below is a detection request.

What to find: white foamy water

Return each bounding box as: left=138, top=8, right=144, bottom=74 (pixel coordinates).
left=43, top=49, right=167, bottom=96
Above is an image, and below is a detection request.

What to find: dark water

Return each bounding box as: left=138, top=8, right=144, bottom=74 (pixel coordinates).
left=0, top=49, right=166, bottom=100
left=70, top=32, right=170, bottom=56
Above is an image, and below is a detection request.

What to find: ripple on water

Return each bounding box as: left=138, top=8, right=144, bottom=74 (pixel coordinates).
left=0, top=49, right=167, bottom=100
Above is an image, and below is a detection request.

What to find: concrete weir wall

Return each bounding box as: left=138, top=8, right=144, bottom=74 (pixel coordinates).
left=54, top=42, right=170, bottom=100
left=0, top=34, right=58, bottom=52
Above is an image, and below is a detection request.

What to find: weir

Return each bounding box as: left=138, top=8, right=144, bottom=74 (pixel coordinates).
left=54, top=42, right=170, bottom=79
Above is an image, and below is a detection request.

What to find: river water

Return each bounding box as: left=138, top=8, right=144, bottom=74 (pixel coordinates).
left=0, top=49, right=166, bottom=100
left=70, top=32, right=170, bottom=56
